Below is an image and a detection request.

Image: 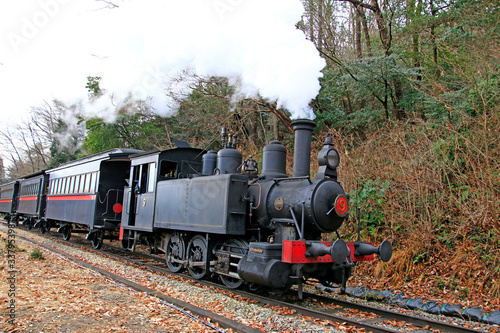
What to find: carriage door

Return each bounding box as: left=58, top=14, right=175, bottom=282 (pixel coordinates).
left=134, top=162, right=157, bottom=230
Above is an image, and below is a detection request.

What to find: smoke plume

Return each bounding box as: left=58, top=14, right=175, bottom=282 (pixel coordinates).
left=2, top=0, right=326, bottom=123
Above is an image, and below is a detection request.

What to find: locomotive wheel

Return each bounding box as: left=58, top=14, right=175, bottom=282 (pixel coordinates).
left=91, top=230, right=104, bottom=250
left=62, top=225, right=72, bottom=241
left=122, top=230, right=137, bottom=252
left=165, top=233, right=185, bottom=273
left=186, top=235, right=209, bottom=280
left=219, top=239, right=248, bottom=289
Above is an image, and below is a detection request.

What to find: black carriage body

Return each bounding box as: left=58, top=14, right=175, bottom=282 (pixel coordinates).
left=45, top=148, right=141, bottom=229
left=121, top=148, right=206, bottom=232
left=154, top=174, right=248, bottom=235
left=17, top=171, right=49, bottom=219
left=0, top=181, right=19, bottom=215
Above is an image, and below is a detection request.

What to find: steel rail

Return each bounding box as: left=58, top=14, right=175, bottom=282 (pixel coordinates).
left=8, top=231, right=262, bottom=333
left=6, top=223, right=491, bottom=333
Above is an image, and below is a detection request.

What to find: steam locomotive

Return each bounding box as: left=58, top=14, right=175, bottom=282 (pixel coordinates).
left=0, top=119, right=392, bottom=296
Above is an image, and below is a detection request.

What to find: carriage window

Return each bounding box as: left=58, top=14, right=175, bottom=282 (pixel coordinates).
left=84, top=174, right=90, bottom=192
left=89, top=172, right=97, bottom=193
left=74, top=176, right=80, bottom=194
left=68, top=177, right=74, bottom=193
left=148, top=163, right=156, bottom=192
left=88, top=174, right=92, bottom=193
left=79, top=175, right=85, bottom=193
left=139, top=165, right=148, bottom=194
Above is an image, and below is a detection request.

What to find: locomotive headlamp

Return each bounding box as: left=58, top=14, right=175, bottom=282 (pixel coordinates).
left=317, top=137, right=339, bottom=179
left=318, top=138, right=340, bottom=169
left=325, top=148, right=340, bottom=169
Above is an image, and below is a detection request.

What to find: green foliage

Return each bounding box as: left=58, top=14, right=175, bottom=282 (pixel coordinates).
left=2, top=239, right=26, bottom=254
left=48, top=118, right=84, bottom=169
left=30, top=247, right=45, bottom=260
left=85, top=76, right=102, bottom=98
left=82, top=112, right=173, bottom=154
left=413, top=251, right=428, bottom=264
left=315, top=56, right=422, bottom=133
left=349, top=178, right=390, bottom=237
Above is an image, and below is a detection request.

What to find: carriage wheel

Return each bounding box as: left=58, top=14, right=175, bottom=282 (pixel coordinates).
left=165, top=233, right=185, bottom=273
left=122, top=230, right=137, bottom=252
left=91, top=230, right=104, bottom=249
left=39, top=221, right=47, bottom=234
left=186, top=235, right=209, bottom=279
left=219, top=239, right=248, bottom=289
left=62, top=225, right=72, bottom=241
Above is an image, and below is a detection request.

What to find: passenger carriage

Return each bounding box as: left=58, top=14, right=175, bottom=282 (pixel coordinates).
left=17, top=171, right=49, bottom=229
left=44, top=148, right=142, bottom=248
left=0, top=180, right=19, bottom=223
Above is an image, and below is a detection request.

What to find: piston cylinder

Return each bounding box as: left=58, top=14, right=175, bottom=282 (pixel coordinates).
left=237, top=243, right=291, bottom=289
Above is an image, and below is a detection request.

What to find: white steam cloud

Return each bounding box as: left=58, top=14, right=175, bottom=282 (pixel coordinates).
left=1, top=0, right=326, bottom=124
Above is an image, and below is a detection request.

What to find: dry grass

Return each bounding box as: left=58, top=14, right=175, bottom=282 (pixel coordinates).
left=318, top=111, right=500, bottom=300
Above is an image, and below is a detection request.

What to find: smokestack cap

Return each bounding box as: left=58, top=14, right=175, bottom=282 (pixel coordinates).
left=291, top=119, right=316, bottom=131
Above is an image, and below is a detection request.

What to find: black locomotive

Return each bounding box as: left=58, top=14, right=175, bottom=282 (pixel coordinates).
left=1, top=119, right=392, bottom=295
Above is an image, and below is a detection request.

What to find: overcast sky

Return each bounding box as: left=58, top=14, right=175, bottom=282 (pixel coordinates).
left=0, top=0, right=325, bottom=133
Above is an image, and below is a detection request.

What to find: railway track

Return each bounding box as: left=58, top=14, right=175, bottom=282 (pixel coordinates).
left=3, top=227, right=260, bottom=333
left=4, top=223, right=495, bottom=333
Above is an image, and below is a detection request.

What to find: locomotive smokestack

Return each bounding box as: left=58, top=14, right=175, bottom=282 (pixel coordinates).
left=292, top=119, right=316, bottom=177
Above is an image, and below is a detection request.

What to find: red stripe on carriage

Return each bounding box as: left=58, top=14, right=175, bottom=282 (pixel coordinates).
left=20, top=196, right=38, bottom=201
left=0, top=199, right=12, bottom=203
left=47, top=194, right=96, bottom=201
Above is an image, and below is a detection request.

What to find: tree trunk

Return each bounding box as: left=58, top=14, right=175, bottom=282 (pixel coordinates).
left=354, top=4, right=363, bottom=58
left=430, top=0, right=438, bottom=76
left=369, top=0, right=392, bottom=55
left=359, top=6, right=372, bottom=56
left=318, top=0, right=324, bottom=50
left=273, top=113, right=279, bottom=140
left=309, top=0, right=315, bottom=42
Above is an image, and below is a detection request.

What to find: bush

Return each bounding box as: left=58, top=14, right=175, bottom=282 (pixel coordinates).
left=30, top=247, right=45, bottom=260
